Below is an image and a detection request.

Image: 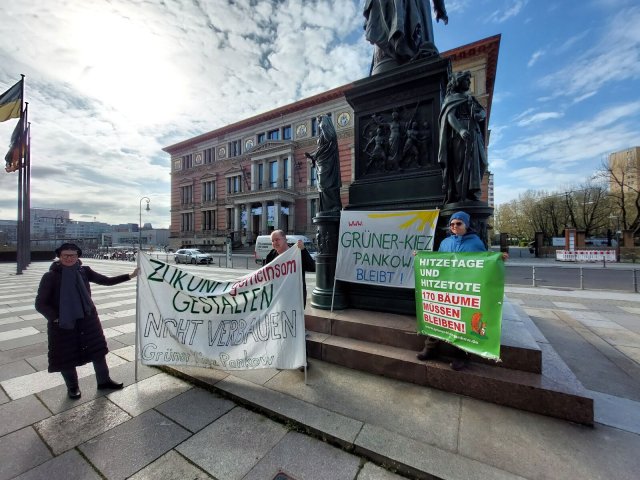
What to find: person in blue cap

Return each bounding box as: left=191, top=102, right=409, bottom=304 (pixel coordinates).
left=438, top=211, right=485, bottom=253
left=417, top=211, right=506, bottom=370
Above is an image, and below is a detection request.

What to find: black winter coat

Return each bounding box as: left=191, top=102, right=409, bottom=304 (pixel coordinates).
left=35, top=261, right=131, bottom=372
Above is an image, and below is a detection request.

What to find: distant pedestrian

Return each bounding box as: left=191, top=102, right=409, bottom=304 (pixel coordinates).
left=35, top=242, right=139, bottom=399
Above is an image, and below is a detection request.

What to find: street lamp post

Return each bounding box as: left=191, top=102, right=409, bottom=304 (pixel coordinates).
left=139, top=197, right=150, bottom=253
left=609, top=214, right=620, bottom=262
left=39, top=215, right=64, bottom=250
left=54, top=215, right=64, bottom=248
left=135, top=197, right=150, bottom=383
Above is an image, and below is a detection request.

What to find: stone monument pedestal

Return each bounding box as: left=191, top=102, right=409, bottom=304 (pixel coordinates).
left=342, top=56, right=450, bottom=316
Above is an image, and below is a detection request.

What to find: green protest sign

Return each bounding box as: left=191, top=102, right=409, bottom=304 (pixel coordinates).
left=414, top=251, right=504, bottom=360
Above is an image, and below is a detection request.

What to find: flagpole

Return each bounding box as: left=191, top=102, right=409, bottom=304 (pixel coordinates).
left=25, top=121, right=31, bottom=268
left=13, top=77, right=25, bottom=274
left=134, top=252, right=141, bottom=382
left=20, top=103, right=28, bottom=271
left=16, top=140, right=22, bottom=274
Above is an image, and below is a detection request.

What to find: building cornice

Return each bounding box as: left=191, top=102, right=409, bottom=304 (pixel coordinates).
left=163, top=84, right=353, bottom=155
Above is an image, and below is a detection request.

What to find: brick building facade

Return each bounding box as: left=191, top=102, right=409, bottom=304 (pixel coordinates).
left=164, top=35, right=500, bottom=250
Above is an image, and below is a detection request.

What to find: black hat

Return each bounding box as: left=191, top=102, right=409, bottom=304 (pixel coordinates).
left=55, top=243, right=82, bottom=258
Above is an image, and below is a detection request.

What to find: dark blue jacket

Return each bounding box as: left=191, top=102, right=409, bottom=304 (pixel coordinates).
left=438, top=233, right=486, bottom=253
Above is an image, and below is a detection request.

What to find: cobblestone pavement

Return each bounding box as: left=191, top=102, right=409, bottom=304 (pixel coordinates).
left=1, top=259, right=640, bottom=479
left=1, top=260, right=399, bottom=480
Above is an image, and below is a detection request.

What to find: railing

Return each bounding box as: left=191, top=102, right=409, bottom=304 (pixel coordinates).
left=142, top=252, right=258, bottom=270
left=556, top=250, right=616, bottom=262
left=505, top=264, right=640, bottom=293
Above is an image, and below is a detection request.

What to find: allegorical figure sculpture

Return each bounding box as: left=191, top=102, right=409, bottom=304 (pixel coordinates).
left=364, top=0, right=448, bottom=74
left=305, top=115, right=342, bottom=213
left=438, top=71, right=487, bottom=203
left=387, top=110, right=402, bottom=169
left=364, top=126, right=388, bottom=173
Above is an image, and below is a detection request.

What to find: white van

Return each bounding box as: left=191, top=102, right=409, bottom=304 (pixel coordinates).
left=254, top=234, right=317, bottom=265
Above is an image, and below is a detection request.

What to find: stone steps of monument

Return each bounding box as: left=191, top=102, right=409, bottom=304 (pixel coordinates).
left=303, top=306, right=593, bottom=425
left=305, top=300, right=542, bottom=374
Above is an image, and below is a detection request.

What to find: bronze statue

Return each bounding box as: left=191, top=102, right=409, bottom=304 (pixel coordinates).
left=401, top=121, right=420, bottom=167
left=438, top=71, right=488, bottom=203
left=387, top=110, right=402, bottom=170
left=305, top=115, right=342, bottom=213
left=364, top=126, right=388, bottom=173
left=418, top=120, right=432, bottom=165
left=364, top=0, right=448, bottom=74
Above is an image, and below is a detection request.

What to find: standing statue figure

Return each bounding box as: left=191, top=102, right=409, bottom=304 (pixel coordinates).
left=401, top=121, right=420, bottom=167
left=418, top=120, right=432, bottom=165
left=305, top=115, right=342, bottom=213
left=364, top=0, right=448, bottom=75
left=438, top=71, right=488, bottom=203
left=387, top=110, right=402, bottom=170
left=364, top=126, right=388, bottom=173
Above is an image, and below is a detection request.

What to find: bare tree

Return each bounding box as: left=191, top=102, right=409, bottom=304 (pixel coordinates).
left=594, top=158, right=640, bottom=235
left=564, top=183, right=610, bottom=237
left=496, top=184, right=612, bottom=244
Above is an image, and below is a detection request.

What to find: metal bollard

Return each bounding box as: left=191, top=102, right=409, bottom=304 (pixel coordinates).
left=580, top=267, right=584, bottom=290
left=634, top=270, right=638, bottom=293
left=532, top=266, right=536, bottom=287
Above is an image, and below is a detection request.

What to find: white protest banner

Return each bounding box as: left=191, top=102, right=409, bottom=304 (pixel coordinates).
left=335, top=210, right=439, bottom=288
left=136, top=247, right=306, bottom=370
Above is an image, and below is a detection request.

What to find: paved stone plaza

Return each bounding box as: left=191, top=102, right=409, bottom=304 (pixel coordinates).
left=1, top=259, right=640, bottom=479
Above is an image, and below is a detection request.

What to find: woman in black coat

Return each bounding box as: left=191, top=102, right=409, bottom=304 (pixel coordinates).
left=35, top=243, right=138, bottom=399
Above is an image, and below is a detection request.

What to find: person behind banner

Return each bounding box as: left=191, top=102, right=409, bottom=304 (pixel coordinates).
left=35, top=243, right=139, bottom=400
left=416, top=211, right=507, bottom=370
left=265, top=230, right=316, bottom=308
left=266, top=230, right=315, bottom=372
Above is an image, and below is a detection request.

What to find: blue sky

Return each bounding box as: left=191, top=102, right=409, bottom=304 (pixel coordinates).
left=0, top=0, right=638, bottom=228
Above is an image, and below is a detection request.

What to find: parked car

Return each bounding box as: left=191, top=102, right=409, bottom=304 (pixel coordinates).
left=174, top=248, right=213, bottom=264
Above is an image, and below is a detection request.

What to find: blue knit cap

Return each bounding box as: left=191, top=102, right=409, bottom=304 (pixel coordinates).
left=450, top=211, right=470, bottom=228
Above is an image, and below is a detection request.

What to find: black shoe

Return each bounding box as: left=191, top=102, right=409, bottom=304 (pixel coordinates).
left=450, top=358, right=468, bottom=371
left=67, top=386, right=81, bottom=399
left=298, top=362, right=310, bottom=372
left=97, top=379, right=124, bottom=390
left=416, top=348, right=438, bottom=361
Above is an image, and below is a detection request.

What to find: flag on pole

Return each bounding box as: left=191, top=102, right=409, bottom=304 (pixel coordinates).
left=0, top=79, right=23, bottom=123
left=5, top=115, right=24, bottom=173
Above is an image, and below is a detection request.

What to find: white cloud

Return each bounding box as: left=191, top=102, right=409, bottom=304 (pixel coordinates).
left=538, top=6, right=640, bottom=99
left=494, top=100, right=640, bottom=170
left=516, top=111, right=563, bottom=127
left=0, top=0, right=369, bottom=227
left=487, top=0, right=529, bottom=23
left=527, top=49, right=545, bottom=67
left=572, top=91, right=597, bottom=104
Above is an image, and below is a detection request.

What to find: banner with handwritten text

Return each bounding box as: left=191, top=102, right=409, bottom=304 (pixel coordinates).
left=414, top=251, right=504, bottom=360
left=136, top=247, right=306, bottom=370
left=335, top=210, right=439, bottom=288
